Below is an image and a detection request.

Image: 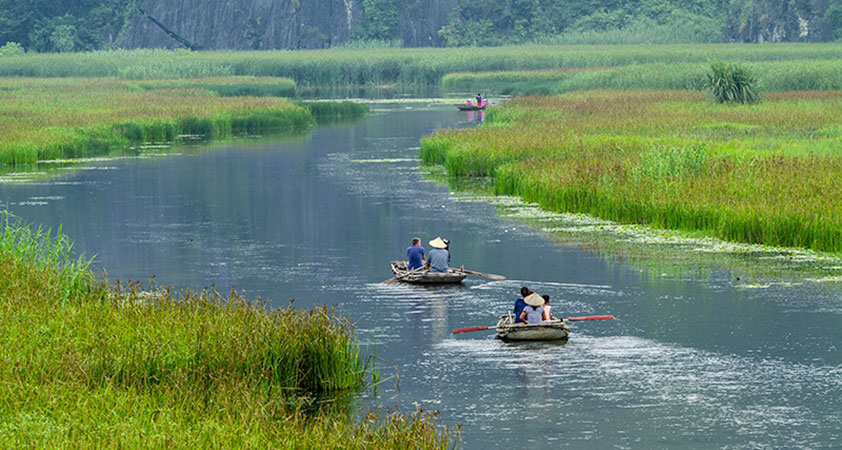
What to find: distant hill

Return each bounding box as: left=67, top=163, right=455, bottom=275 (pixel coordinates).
left=1, top=0, right=840, bottom=52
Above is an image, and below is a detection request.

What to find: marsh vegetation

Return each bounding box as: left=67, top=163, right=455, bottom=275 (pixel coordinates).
left=0, top=216, right=458, bottom=447
left=421, top=89, right=842, bottom=252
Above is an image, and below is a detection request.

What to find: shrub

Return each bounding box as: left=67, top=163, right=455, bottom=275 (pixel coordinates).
left=703, top=60, right=759, bottom=104
left=0, top=42, right=25, bottom=57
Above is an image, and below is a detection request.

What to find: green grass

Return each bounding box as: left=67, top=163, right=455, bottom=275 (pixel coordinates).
left=0, top=77, right=370, bottom=165
left=0, top=213, right=458, bottom=448
left=3, top=44, right=842, bottom=89
left=443, top=59, right=842, bottom=96
left=421, top=89, right=842, bottom=253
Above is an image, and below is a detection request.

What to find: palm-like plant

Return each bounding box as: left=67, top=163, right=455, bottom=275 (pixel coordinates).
left=703, top=60, right=759, bottom=104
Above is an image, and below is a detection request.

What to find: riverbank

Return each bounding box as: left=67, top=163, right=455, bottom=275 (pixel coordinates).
left=421, top=89, right=842, bottom=253
left=0, top=217, right=457, bottom=447
left=2, top=44, right=842, bottom=90
left=0, top=77, right=366, bottom=165
left=442, top=59, right=842, bottom=96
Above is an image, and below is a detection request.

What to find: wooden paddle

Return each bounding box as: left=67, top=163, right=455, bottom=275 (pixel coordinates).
left=452, top=315, right=613, bottom=334
left=459, top=268, right=506, bottom=281
left=567, top=315, right=614, bottom=321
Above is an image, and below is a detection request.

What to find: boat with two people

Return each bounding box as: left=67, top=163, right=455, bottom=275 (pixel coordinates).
left=453, top=290, right=614, bottom=341
left=456, top=93, right=489, bottom=111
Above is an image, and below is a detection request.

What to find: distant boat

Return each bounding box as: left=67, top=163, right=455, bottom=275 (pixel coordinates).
left=455, top=104, right=487, bottom=111
left=494, top=314, right=570, bottom=341
left=389, top=260, right=468, bottom=284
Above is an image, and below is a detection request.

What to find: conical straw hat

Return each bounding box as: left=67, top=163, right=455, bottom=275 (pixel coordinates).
left=429, top=237, right=447, bottom=249
left=524, top=292, right=544, bottom=306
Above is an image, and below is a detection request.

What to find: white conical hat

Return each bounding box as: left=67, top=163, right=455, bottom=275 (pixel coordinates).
left=429, top=237, right=447, bottom=249
left=524, top=293, right=544, bottom=306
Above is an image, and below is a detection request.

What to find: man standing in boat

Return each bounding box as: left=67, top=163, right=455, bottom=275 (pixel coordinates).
left=426, top=237, right=450, bottom=273
left=406, top=237, right=425, bottom=270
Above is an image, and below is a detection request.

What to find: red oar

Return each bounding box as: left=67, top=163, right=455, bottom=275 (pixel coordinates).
left=567, top=315, right=614, bottom=321
left=452, top=326, right=495, bottom=334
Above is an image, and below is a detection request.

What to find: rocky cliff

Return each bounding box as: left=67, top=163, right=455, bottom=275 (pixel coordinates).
left=121, top=0, right=363, bottom=50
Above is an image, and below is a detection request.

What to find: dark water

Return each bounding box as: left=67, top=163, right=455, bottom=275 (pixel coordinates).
left=3, top=104, right=842, bottom=448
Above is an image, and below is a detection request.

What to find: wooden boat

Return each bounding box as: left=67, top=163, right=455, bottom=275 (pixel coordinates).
left=495, top=314, right=570, bottom=341
left=455, top=104, right=486, bottom=111
left=389, top=260, right=468, bottom=284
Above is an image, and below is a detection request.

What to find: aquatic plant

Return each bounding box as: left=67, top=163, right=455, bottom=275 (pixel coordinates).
left=703, top=60, right=759, bottom=104
left=0, top=219, right=458, bottom=448
left=421, top=90, right=842, bottom=252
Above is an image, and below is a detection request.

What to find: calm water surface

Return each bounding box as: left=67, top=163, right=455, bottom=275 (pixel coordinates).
left=2, top=104, right=841, bottom=448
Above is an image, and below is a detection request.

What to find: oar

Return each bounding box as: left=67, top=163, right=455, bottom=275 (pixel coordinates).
left=453, top=315, right=613, bottom=334
left=452, top=325, right=496, bottom=334
left=566, top=315, right=614, bottom=321
left=459, top=268, right=506, bottom=281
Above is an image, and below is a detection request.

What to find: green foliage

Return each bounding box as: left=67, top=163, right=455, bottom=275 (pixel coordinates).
left=0, top=218, right=459, bottom=447
left=0, top=77, right=319, bottom=165
left=0, top=41, right=23, bottom=56
left=421, top=90, right=842, bottom=252
left=826, top=2, right=842, bottom=40
left=704, top=60, right=759, bottom=104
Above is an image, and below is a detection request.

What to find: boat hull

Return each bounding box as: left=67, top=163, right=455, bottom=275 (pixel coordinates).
left=495, top=315, right=570, bottom=341
left=389, top=261, right=467, bottom=284
left=455, top=104, right=486, bottom=111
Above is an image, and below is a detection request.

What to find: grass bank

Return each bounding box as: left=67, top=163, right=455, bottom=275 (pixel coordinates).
left=2, top=44, right=842, bottom=89
left=421, top=89, right=842, bottom=253
left=0, top=215, right=457, bottom=447
left=443, top=59, right=842, bottom=96
left=0, top=77, right=365, bottom=165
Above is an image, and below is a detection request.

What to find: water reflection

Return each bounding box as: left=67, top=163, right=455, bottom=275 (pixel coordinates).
left=466, top=109, right=485, bottom=124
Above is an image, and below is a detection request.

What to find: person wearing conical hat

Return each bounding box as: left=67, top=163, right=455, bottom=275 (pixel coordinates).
left=426, top=237, right=450, bottom=273
left=519, top=292, right=546, bottom=325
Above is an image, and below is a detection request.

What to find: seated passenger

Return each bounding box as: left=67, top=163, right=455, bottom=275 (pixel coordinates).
left=406, top=237, right=425, bottom=270
left=519, top=293, right=545, bottom=325
left=426, top=237, right=449, bottom=273
left=542, top=294, right=552, bottom=321
left=513, top=286, right=531, bottom=324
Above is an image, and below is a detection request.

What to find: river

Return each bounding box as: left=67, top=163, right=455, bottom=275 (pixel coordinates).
left=2, top=103, right=841, bottom=448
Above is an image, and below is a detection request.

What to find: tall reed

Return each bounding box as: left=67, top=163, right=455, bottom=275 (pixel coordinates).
left=2, top=44, right=842, bottom=88
left=0, top=217, right=458, bottom=448
left=421, top=90, right=842, bottom=252
left=0, top=77, right=317, bottom=165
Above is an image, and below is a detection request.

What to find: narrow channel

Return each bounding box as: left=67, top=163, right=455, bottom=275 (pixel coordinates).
left=2, top=103, right=841, bottom=448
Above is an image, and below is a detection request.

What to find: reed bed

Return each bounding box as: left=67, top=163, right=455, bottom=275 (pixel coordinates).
left=0, top=215, right=458, bottom=448
left=420, top=89, right=842, bottom=253
left=2, top=44, right=842, bottom=88
left=0, top=77, right=319, bottom=165
left=443, top=59, right=842, bottom=96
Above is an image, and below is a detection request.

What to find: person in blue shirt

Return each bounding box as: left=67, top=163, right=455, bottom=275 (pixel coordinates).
left=406, top=237, right=425, bottom=270
left=513, top=286, right=531, bottom=324
left=426, top=237, right=450, bottom=272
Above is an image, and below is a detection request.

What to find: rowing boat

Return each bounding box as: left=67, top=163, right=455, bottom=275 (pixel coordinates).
left=389, top=260, right=467, bottom=284
left=455, top=104, right=486, bottom=111
left=494, top=314, right=570, bottom=341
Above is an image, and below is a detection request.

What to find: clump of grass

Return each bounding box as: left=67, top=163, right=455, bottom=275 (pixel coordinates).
left=0, top=217, right=458, bottom=448
left=421, top=89, right=842, bottom=252
left=703, top=60, right=759, bottom=104
left=301, top=101, right=369, bottom=124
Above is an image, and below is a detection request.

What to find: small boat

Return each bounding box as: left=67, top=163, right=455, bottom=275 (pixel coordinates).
left=389, top=260, right=468, bottom=284
left=495, top=314, right=570, bottom=341
left=455, top=104, right=487, bottom=111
